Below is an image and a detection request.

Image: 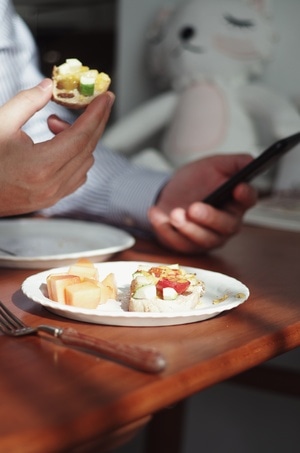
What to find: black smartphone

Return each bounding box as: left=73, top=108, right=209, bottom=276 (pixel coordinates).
left=203, top=131, right=300, bottom=208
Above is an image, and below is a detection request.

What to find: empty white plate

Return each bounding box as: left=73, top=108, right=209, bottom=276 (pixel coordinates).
left=0, top=218, right=135, bottom=268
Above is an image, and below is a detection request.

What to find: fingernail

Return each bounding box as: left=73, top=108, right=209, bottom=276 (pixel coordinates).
left=38, top=78, right=53, bottom=91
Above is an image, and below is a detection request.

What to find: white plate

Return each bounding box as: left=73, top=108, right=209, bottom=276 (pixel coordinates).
left=22, top=261, right=250, bottom=327
left=0, top=219, right=135, bottom=269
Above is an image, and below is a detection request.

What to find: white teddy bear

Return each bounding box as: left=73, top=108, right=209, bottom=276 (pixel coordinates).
left=103, top=0, right=300, bottom=183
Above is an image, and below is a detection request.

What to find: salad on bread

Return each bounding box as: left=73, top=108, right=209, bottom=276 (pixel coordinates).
left=129, top=264, right=205, bottom=313
left=52, top=58, right=111, bottom=109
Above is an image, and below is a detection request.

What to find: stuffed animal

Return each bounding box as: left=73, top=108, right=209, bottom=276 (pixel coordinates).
left=103, top=0, right=300, bottom=176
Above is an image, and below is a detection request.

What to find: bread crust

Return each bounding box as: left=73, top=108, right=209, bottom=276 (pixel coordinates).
left=129, top=289, right=202, bottom=313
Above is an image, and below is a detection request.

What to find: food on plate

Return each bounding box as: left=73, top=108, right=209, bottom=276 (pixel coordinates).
left=65, top=281, right=102, bottom=309
left=46, top=259, right=117, bottom=308
left=68, top=258, right=99, bottom=280
left=46, top=274, right=81, bottom=303
left=100, top=273, right=118, bottom=301
left=46, top=261, right=205, bottom=313
left=52, top=58, right=111, bottom=109
left=129, top=264, right=205, bottom=313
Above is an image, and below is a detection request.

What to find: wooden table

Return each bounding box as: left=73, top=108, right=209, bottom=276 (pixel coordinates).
left=1, top=225, right=300, bottom=453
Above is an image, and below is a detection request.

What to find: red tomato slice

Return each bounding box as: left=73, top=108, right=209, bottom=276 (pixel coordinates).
left=156, top=277, right=190, bottom=295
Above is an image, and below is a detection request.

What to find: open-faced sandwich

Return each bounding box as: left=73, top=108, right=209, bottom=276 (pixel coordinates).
left=52, top=58, right=111, bottom=109
left=129, top=264, right=205, bottom=313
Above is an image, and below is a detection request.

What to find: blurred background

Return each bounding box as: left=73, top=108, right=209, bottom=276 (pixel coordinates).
left=13, top=0, right=300, bottom=118
left=14, top=0, right=116, bottom=76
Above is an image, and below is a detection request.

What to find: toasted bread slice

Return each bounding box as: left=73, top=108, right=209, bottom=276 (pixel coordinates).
left=129, top=264, right=205, bottom=313
left=129, top=289, right=201, bottom=313
left=52, top=58, right=111, bottom=109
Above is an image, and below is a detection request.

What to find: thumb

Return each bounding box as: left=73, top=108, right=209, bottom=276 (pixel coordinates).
left=0, top=79, right=53, bottom=135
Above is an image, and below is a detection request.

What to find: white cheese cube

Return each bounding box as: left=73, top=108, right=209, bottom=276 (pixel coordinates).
left=133, top=284, right=157, bottom=300
left=162, top=287, right=178, bottom=300
left=66, top=58, right=82, bottom=71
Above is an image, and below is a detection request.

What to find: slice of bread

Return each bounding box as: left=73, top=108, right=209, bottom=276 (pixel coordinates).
left=129, top=289, right=201, bottom=313
left=129, top=264, right=205, bottom=313
left=52, top=58, right=111, bottom=109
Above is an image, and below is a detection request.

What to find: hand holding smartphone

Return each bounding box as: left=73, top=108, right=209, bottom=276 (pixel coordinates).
left=203, top=132, right=300, bottom=208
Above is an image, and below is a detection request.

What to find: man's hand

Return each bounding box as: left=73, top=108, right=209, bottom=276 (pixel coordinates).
left=149, top=154, right=257, bottom=253
left=0, top=79, right=114, bottom=217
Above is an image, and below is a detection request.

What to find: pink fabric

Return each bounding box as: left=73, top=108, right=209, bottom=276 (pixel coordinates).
left=164, top=82, right=227, bottom=163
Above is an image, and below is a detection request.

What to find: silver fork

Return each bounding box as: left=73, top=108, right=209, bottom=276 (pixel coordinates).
left=0, top=301, right=166, bottom=373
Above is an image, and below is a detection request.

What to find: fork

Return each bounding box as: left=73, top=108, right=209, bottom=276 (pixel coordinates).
left=0, top=302, right=166, bottom=373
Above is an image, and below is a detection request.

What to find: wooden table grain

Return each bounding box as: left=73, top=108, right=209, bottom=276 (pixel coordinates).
left=0, top=225, right=299, bottom=452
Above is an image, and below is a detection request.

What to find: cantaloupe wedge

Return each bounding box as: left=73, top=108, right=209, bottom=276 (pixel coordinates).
left=65, top=281, right=102, bottom=309
left=46, top=259, right=118, bottom=308
left=46, top=274, right=81, bottom=303
left=81, top=274, right=117, bottom=304
left=75, top=258, right=95, bottom=267
left=100, top=273, right=117, bottom=302
left=68, top=263, right=99, bottom=280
